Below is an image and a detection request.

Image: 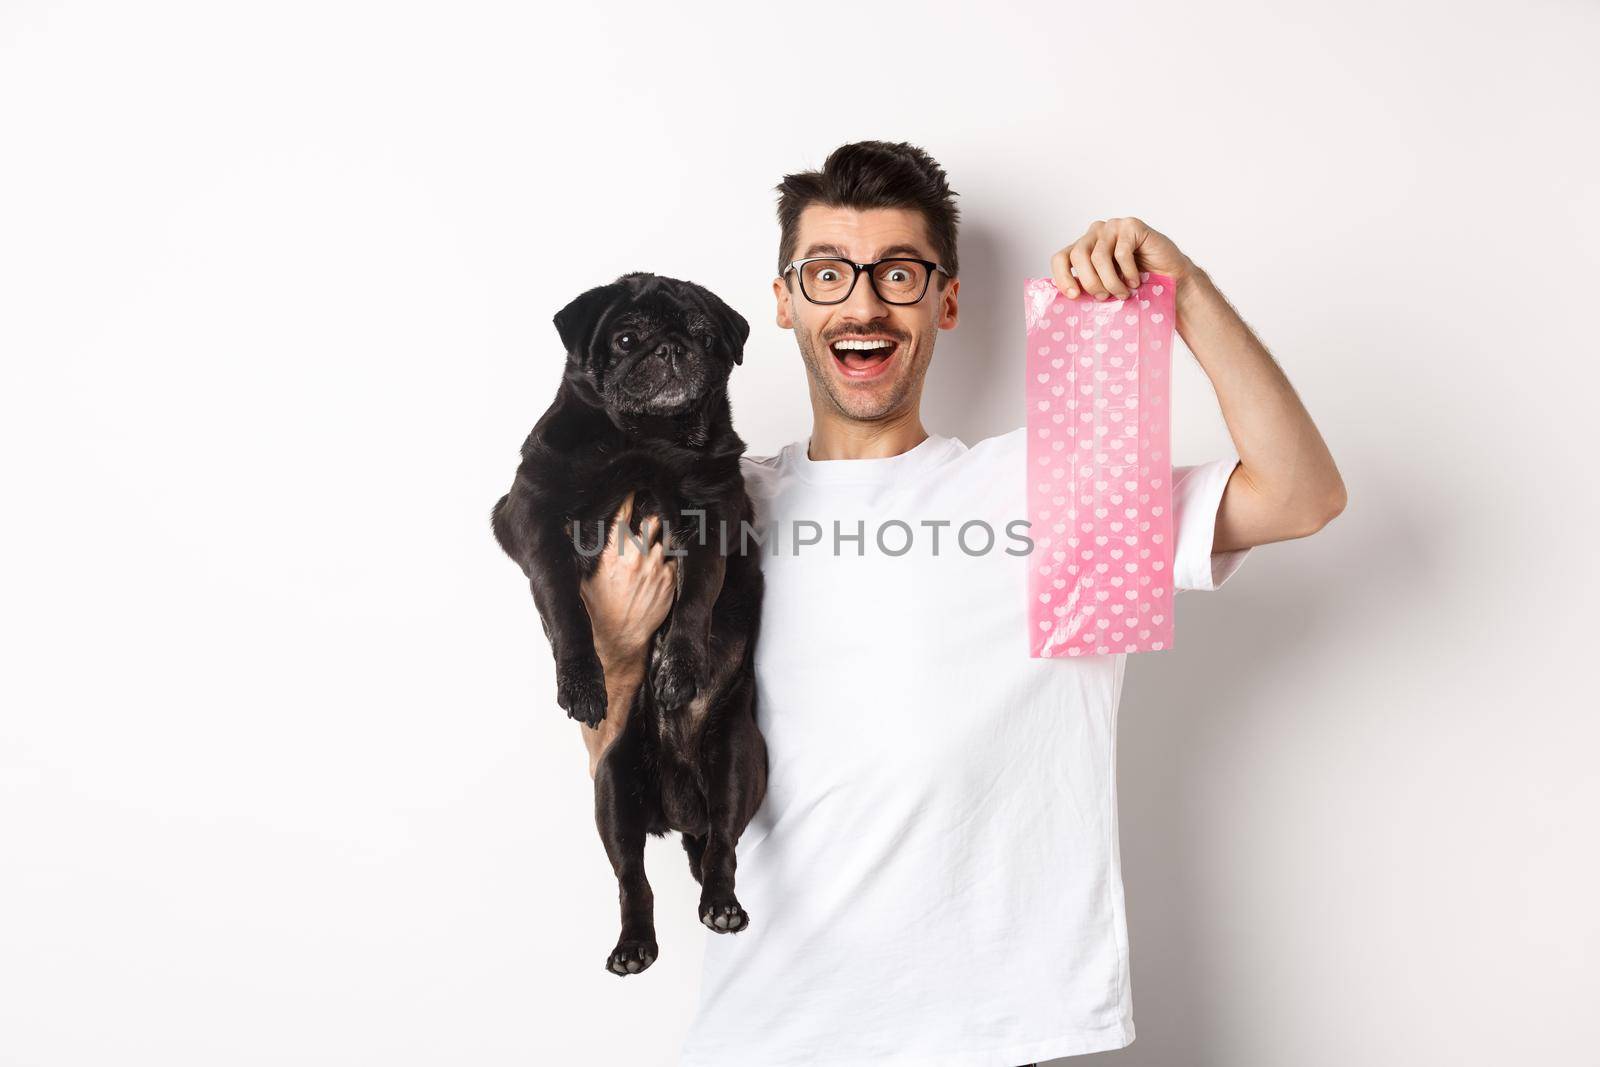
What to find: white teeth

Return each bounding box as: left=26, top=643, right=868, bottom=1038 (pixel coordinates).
left=832, top=339, right=894, bottom=351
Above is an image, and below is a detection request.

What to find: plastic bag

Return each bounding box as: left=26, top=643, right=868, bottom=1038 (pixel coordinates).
left=1025, top=272, right=1176, bottom=657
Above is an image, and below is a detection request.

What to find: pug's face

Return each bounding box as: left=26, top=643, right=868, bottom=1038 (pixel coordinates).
left=554, top=272, right=751, bottom=419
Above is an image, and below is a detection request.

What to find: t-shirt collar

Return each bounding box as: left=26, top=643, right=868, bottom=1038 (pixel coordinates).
left=782, top=431, right=960, bottom=485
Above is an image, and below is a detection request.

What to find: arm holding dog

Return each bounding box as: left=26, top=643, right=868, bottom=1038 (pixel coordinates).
left=576, top=493, right=678, bottom=777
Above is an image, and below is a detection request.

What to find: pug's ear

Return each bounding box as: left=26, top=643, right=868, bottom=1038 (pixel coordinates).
left=552, top=283, right=619, bottom=364
left=710, top=295, right=752, bottom=366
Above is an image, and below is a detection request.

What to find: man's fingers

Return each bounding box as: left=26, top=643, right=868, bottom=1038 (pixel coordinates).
left=605, top=491, right=636, bottom=553
left=1090, top=238, right=1128, bottom=299
left=1070, top=244, right=1106, bottom=300
left=1051, top=248, right=1078, bottom=298
left=641, top=511, right=667, bottom=547
left=617, top=511, right=658, bottom=558
left=1112, top=232, right=1141, bottom=293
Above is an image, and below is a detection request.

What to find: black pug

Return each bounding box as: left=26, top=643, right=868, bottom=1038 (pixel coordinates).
left=491, top=271, right=767, bottom=977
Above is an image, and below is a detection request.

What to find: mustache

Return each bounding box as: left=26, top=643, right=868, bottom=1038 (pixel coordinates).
left=823, top=327, right=908, bottom=343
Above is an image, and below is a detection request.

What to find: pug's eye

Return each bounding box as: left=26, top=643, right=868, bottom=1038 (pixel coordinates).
left=615, top=333, right=638, bottom=352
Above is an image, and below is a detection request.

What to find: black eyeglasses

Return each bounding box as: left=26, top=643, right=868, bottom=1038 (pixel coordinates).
left=783, top=257, right=952, bottom=306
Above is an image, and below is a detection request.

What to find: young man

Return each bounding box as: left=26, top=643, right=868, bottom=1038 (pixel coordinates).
left=575, top=141, right=1346, bottom=1066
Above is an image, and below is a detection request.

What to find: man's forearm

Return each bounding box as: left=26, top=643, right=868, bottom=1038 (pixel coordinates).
left=581, top=661, right=644, bottom=779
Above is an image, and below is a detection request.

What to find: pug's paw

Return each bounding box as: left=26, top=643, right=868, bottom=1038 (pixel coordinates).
left=700, top=895, right=749, bottom=933
left=605, top=937, right=658, bottom=976
left=653, top=640, right=706, bottom=711
left=556, top=651, right=607, bottom=727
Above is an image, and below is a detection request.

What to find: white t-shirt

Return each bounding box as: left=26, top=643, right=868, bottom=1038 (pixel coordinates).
left=678, top=426, right=1251, bottom=1067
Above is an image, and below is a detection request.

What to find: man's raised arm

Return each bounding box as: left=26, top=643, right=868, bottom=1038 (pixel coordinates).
left=1051, top=217, right=1348, bottom=550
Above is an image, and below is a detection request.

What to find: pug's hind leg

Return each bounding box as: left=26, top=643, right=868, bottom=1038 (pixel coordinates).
left=595, top=724, right=658, bottom=976
left=681, top=831, right=707, bottom=885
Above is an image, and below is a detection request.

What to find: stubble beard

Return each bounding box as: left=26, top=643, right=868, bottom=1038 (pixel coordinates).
left=796, top=326, right=932, bottom=424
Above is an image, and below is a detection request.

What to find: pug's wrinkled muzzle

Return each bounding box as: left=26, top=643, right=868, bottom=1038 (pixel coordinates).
left=620, top=339, right=709, bottom=415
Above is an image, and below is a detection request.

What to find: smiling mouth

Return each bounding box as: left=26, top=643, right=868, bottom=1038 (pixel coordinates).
left=828, top=337, right=900, bottom=377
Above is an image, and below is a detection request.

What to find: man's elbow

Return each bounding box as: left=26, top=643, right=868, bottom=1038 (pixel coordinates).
left=1301, top=480, right=1348, bottom=537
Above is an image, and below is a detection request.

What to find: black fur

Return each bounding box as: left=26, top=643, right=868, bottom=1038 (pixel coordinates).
left=491, top=271, right=767, bottom=977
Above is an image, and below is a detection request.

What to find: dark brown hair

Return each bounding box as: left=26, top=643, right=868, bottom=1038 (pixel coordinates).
left=774, top=140, right=960, bottom=286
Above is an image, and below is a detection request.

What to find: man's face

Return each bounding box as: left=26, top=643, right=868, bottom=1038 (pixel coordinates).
left=773, top=205, right=959, bottom=424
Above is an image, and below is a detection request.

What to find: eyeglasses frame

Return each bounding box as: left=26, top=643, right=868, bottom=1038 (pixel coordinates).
left=782, top=256, right=953, bottom=306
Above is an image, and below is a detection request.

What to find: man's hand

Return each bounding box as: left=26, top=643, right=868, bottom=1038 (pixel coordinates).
left=576, top=491, right=678, bottom=776
left=1051, top=217, right=1194, bottom=301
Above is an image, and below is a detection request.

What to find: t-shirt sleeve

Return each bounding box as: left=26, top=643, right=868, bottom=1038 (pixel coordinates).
left=1170, top=452, right=1253, bottom=594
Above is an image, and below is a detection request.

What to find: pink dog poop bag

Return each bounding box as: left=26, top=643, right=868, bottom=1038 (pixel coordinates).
left=1025, top=272, right=1177, bottom=658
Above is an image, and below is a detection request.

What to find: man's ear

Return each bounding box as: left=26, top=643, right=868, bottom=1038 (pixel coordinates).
left=552, top=283, right=620, bottom=364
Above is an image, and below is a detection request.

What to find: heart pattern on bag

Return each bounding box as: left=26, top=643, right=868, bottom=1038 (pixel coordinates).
left=1025, top=273, right=1177, bottom=658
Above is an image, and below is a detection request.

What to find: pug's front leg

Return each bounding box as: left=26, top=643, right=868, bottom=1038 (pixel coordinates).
left=528, top=524, right=608, bottom=727
left=652, top=536, right=725, bottom=712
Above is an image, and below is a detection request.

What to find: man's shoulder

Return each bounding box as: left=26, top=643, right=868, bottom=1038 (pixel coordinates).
left=964, top=424, right=1027, bottom=466
left=739, top=449, right=785, bottom=477
left=972, top=424, right=1026, bottom=450
left=739, top=451, right=783, bottom=470
left=738, top=447, right=787, bottom=495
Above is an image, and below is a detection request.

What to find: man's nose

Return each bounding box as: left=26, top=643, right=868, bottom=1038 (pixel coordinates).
left=838, top=269, right=889, bottom=318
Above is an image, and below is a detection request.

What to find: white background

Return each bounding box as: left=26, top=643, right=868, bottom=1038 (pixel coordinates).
left=3, top=1, right=1597, bottom=1064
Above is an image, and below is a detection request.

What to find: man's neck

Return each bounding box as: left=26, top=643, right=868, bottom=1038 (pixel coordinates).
left=806, top=412, right=930, bottom=462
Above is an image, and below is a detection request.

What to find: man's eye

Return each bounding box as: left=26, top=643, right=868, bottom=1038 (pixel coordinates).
left=616, top=333, right=637, bottom=351
left=817, top=269, right=840, bottom=282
